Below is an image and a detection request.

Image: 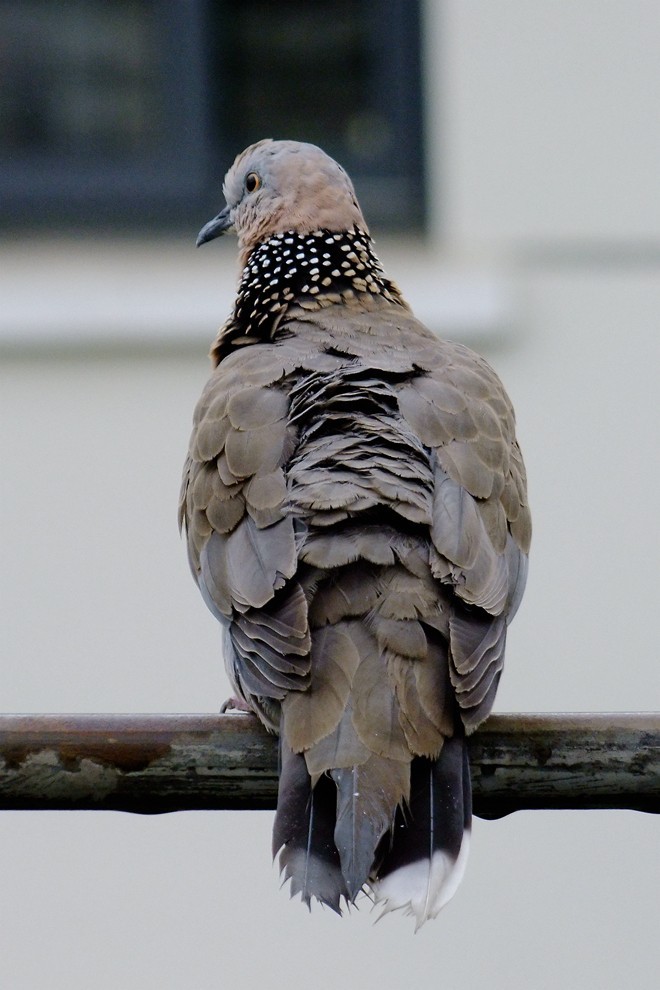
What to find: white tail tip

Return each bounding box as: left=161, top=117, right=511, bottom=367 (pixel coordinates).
left=372, top=828, right=471, bottom=931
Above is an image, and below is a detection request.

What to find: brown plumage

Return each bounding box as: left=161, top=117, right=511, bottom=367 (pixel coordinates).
left=180, top=139, right=531, bottom=926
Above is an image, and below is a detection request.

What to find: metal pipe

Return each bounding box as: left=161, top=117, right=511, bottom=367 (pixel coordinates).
left=0, top=712, right=657, bottom=818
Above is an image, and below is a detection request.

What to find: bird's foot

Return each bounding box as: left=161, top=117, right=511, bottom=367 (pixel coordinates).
left=220, top=695, right=253, bottom=715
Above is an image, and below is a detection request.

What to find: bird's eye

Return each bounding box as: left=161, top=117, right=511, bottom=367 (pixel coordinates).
left=245, top=172, right=261, bottom=193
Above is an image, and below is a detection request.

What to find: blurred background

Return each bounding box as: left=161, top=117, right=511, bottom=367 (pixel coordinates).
left=0, top=2, right=658, bottom=987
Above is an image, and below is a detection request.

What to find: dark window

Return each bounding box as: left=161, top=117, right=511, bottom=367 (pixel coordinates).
left=0, top=0, right=423, bottom=233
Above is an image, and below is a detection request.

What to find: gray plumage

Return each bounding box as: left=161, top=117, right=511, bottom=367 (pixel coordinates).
left=180, top=139, right=531, bottom=926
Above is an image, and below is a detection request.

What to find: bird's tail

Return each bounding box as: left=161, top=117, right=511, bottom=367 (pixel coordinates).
left=272, top=730, right=471, bottom=926
left=371, top=732, right=472, bottom=930
left=272, top=737, right=410, bottom=913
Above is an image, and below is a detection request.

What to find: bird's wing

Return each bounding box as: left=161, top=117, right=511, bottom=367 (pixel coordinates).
left=395, top=335, right=531, bottom=731
left=179, top=339, right=310, bottom=728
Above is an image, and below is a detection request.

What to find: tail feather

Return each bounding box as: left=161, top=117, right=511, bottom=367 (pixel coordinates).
left=331, top=754, right=410, bottom=901
left=273, top=742, right=348, bottom=913
left=372, top=734, right=472, bottom=929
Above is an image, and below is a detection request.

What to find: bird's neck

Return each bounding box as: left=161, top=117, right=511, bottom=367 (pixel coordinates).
left=210, top=226, right=407, bottom=366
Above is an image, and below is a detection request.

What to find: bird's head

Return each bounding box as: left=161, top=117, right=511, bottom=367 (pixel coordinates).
left=196, top=139, right=368, bottom=269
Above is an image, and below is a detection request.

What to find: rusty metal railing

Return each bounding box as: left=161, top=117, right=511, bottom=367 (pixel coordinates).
left=0, top=713, right=657, bottom=818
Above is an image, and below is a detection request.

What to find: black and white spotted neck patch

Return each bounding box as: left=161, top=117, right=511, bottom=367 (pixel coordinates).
left=211, top=226, right=404, bottom=364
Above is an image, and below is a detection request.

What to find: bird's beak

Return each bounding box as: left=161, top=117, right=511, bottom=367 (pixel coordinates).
left=196, top=205, right=233, bottom=247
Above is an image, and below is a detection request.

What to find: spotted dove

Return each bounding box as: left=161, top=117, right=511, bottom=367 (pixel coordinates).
left=180, top=139, right=531, bottom=927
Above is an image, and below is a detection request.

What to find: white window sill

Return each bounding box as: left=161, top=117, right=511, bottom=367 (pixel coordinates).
left=0, top=236, right=516, bottom=353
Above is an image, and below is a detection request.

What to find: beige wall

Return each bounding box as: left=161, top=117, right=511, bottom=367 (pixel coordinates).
left=434, top=2, right=660, bottom=249
left=1, top=4, right=658, bottom=988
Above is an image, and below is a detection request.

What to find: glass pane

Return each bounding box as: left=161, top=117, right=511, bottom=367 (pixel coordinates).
left=0, top=1, right=161, bottom=162
left=0, top=0, right=422, bottom=230
left=210, top=0, right=423, bottom=227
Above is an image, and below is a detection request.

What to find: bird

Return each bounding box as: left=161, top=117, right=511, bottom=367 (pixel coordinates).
left=180, top=139, right=531, bottom=927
